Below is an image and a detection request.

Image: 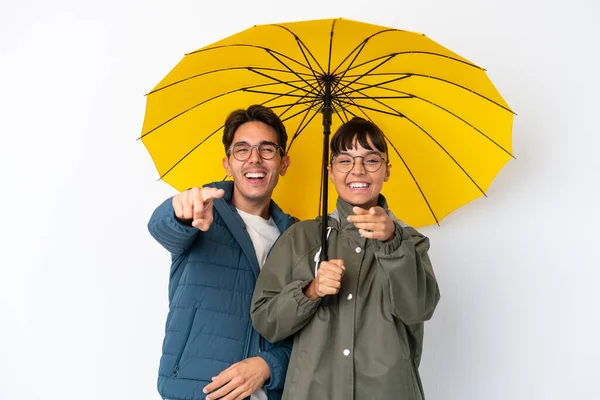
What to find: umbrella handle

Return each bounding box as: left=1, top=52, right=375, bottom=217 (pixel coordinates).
left=314, top=227, right=333, bottom=276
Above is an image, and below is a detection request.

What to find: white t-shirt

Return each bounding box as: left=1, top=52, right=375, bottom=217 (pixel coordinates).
left=237, top=209, right=281, bottom=400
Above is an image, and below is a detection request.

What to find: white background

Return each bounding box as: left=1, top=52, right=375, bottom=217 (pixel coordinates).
left=1, top=0, right=599, bottom=399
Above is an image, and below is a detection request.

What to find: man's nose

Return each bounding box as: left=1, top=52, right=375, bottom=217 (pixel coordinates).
left=247, top=146, right=262, bottom=163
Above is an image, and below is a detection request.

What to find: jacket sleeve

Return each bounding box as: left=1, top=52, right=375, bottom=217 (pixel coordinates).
left=256, top=337, right=292, bottom=390
left=147, top=197, right=200, bottom=257
left=251, top=229, right=321, bottom=343
left=374, top=223, right=440, bottom=325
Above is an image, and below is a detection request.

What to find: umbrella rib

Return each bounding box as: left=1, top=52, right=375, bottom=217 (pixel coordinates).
left=158, top=92, right=311, bottom=181
left=243, top=89, right=320, bottom=99
left=340, top=96, right=488, bottom=196
left=335, top=54, right=397, bottom=95
left=264, top=50, right=323, bottom=95
left=331, top=88, right=363, bottom=122
left=158, top=124, right=224, bottom=181
left=331, top=40, right=369, bottom=96
left=141, top=79, right=317, bottom=139
left=281, top=104, right=322, bottom=214
left=258, top=81, right=320, bottom=108
left=268, top=24, right=325, bottom=88
left=339, top=80, right=515, bottom=158
left=292, top=35, right=326, bottom=87
left=344, top=51, right=483, bottom=74
left=285, top=100, right=322, bottom=155
left=331, top=28, right=397, bottom=75
left=269, top=24, right=327, bottom=76
left=335, top=91, right=380, bottom=122
left=335, top=98, right=406, bottom=118
left=332, top=99, right=352, bottom=123
left=338, top=72, right=514, bottom=115
left=335, top=74, right=412, bottom=97
left=344, top=95, right=413, bottom=100
left=336, top=96, right=440, bottom=224
left=387, top=139, right=441, bottom=225
left=269, top=99, right=320, bottom=113
left=401, top=113, right=487, bottom=197
left=263, top=82, right=322, bottom=118
left=288, top=101, right=317, bottom=135
left=280, top=100, right=321, bottom=125
left=327, top=19, right=337, bottom=75
left=148, top=66, right=315, bottom=95
left=294, top=42, right=326, bottom=90
left=188, top=44, right=314, bottom=74
left=246, top=68, right=320, bottom=96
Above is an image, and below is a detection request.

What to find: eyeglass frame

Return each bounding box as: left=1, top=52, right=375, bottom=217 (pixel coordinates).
left=227, top=141, right=284, bottom=161
left=330, top=151, right=388, bottom=173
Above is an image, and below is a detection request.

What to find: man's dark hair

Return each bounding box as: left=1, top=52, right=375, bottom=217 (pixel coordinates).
left=222, top=105, right=288, bottom=154
left=330, top=117, right=388, bottom=160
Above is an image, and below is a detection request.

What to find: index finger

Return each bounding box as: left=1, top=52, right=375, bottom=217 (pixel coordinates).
left=192, top=189, right=205, bottom=220
left=351, top=206, right=369, bottom=215
left=368, top=206, right=387, bottom=215
left=202, top=187, right=225, bottom=202
left=347, top=213, right=377, bottom=223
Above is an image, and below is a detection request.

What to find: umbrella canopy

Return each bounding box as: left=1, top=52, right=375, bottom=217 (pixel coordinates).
left=141, top=17, right=514, bottom=230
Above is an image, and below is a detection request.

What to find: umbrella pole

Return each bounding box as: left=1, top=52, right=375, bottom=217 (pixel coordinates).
left=320, top=80, right=333, bottom=263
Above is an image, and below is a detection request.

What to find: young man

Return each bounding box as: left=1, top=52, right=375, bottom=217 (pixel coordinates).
left=148, top=105, right=295, bottom=400
left=251, top=117, right=441, bottom=400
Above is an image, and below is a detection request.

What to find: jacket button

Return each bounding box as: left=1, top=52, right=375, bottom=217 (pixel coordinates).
left=355, top=247, right=362, bottom=253
left=343, top=349, right=350, bottom=356
left=347, top=294, right=353, bottom=300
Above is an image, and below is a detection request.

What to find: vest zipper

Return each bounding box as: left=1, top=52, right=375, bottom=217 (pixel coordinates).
left=242, top=321, right=252, bottom=358
left=173, top=309, right=197, bottom=376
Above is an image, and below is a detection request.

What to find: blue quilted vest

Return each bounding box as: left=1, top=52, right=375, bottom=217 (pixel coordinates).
left=149, top=181, right=294, bottom=400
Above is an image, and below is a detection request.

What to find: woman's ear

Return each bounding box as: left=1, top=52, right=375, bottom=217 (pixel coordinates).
left=384, top=163, right=392, bottom=182
left=327, top=165, right=335, bottom=182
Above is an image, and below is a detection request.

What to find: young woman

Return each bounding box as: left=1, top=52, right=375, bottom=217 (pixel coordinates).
left=251, top=117, right=440, bottom=400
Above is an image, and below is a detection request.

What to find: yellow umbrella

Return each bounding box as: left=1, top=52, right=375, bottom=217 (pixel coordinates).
left=141, top=17, right=514, bottom=232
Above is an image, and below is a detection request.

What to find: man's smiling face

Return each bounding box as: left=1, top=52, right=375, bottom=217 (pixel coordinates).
left=223, top=120, right=290, bottom=206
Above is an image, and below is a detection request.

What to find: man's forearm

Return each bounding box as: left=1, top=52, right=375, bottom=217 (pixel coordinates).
left=148, top=197, right=200, bottom=255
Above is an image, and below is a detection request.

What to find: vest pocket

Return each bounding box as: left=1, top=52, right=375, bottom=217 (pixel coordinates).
left=172, top=309, right=198, bottom=376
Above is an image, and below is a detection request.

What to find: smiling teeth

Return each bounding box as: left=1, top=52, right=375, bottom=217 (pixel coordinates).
left=349, top=183, right=368, bottom=188
left=246, top=172, right=266, bottom=178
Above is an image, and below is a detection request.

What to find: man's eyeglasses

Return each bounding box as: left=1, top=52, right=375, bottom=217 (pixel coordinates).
left=227, top=142, right=283, bottom=161
left=331, top=152, right=387, bottom=173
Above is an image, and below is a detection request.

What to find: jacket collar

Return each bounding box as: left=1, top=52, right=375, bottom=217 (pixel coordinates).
left=206, top=180, right=293, bottom=233
left=204, top=181, right=294, bottom=279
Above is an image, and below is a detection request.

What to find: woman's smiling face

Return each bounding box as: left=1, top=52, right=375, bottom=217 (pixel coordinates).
left=328, top=135, right=391, bottom=209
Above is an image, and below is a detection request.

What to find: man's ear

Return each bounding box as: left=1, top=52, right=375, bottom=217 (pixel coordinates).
left=279, top=155, right=291, bottom=176
left=222, top=157, right=232, bottom=177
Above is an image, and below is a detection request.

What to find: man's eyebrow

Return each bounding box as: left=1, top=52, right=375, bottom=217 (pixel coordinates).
left=232, top=140, right=278, bottom=146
